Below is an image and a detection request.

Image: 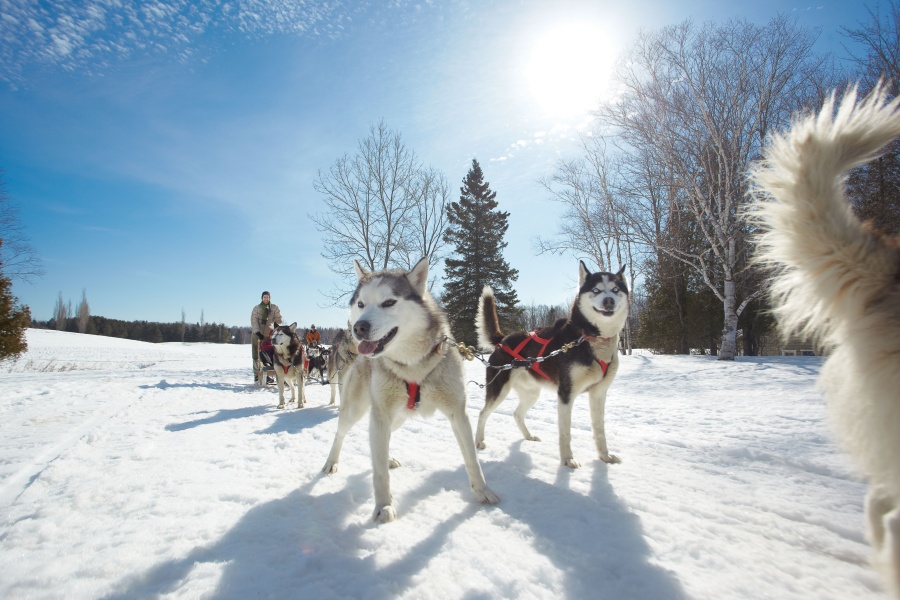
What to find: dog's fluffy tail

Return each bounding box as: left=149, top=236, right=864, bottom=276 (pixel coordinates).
left=476, top=286, right=504, bottom=351
left=750, top=84, right=900, bottom=345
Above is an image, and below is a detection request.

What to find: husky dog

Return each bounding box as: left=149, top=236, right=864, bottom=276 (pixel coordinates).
left=327, top=325, right=357, bottom=406
left=322, top=258, right=500, bottom=523
left=475, top=262, right=629, bottom=468
left=271, top=322, right=307, bottom=409
left=306, top=344, right=327, bottom=384
left=750, top=86, right=900, bottom=596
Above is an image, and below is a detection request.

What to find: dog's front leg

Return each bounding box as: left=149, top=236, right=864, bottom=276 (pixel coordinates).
left=276, top=372, right=286, bottom=409
left=588, top=382, right=620, bottom=464
left=557, top=398, right=579, bottom=468
left=299, top=371, right=307, bottom=407
left=369, top=405, right=396, bottom=523
left=288, top=373, right=297, bottom=405
left=329, top=368, right=340, bottom=405
left=447, top=406, right=500, bottom=505
left=322, top=389, right=369, bottom=474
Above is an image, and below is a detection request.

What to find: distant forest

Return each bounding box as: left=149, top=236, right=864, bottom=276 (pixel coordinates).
left=31, top=316, right=342, bottom=346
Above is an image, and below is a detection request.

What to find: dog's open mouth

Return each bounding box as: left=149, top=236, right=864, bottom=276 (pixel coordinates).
left=357, top=327, right=398, bottom=356
left=595, top=307, right=616, bottom=317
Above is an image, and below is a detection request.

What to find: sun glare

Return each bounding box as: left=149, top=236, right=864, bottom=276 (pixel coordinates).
left=524, top=23, right=614, bottom=119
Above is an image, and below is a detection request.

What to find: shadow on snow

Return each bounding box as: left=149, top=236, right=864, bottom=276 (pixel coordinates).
left=103, top=442, right=686, bottom=599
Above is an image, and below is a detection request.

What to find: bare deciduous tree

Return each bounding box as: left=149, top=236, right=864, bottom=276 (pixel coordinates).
left=537, top=136, right=639, bottom=352
left=310, top=121, right=450, bottom=304
left=395, top=166, right=451, bottom=291
left=0, top=169, right=44, bottom=283
left=53, top=291, right=67, bottom=331
left=595, top=16, right=833, bottom=359
left=842, top=2, right=900, bottom=234
left=76, top=289, right=90, bottom=333
left=843, top=1, right=900, bottom=95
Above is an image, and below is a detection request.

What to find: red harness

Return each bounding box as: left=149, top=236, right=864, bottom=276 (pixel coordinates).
left=406, top=382, right=421, bottom=410
left=498, top=332, right=609, bottom=380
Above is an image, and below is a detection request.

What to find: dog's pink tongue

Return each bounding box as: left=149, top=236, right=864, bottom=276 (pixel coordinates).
left=357, top=340, right=378, bottom=355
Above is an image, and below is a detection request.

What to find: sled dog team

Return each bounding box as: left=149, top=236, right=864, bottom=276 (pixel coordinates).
left=319, top=258, right=629, bottom=522
left=257, top=86, right=900, bottom=594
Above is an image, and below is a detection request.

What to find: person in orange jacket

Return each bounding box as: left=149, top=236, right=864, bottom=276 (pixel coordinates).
left=305, top=324, right=321, bottom=347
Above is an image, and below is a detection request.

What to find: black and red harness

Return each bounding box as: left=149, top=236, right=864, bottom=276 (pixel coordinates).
left=497, top=331, right=609, bottom=381
left=401, top=332, right=609, bottom=412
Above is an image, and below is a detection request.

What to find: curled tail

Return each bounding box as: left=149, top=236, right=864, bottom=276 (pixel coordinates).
left=476, top=286, right=504, bottom=351
left=750, top=84, right=900, bottom=344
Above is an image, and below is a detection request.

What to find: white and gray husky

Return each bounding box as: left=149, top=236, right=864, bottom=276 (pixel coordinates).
left=751, top=85, right=900, bottom=597
left=475, top=262, right=629, bottom=468
left=322, top=258, right=500, bottom=523
left=326, top=325, right=357, bottom=406
left=271, top=322, right=307, bottom=410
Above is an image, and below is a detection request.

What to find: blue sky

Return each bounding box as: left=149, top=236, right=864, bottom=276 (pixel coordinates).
left=0, top=0, right=870, bottom=330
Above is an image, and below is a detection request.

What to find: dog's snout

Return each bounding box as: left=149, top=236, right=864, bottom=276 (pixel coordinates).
left=602, top=297, right=616, bottom=310
left=354, top=320, right=371, bottom=340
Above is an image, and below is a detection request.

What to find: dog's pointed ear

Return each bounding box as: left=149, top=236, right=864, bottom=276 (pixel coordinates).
left=579, top=260, right=591, bottom=288
left=407, top=257, right=429, bottom=296
left=289, top=322, right=297, bottom=333
left=616, top=265, right=626, bottom=279
left=354, top=260, right=369, bottom=281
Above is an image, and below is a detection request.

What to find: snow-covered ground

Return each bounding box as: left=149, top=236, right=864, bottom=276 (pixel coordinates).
left=0, top=329, right=886, bottom=599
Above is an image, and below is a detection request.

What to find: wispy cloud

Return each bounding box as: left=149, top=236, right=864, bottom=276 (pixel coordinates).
left=0, top=0, right=355, bottom=85
left=489, top=114, right=595, bottom=163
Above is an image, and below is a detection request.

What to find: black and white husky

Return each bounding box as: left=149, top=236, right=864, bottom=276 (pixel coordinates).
left=271, top=322, right=307, bottom=409
left=322, top=258, right=500, bottom=523
left=306, top=344, right=327, bottom=384
left=751, top=86, right=900, bottom=597
left=475, top=262, right=629, bottom=468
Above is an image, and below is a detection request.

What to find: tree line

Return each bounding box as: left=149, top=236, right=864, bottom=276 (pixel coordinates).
left=31, top=314, right=237, bottom=344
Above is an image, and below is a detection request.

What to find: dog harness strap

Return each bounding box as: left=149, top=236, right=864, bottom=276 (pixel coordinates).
left=406, top=382, right=420, bottom=410
left=596, top=359, right=609, bottom=377
left=498, top=331, right=552, bottom=381
left=283, top=365, right=290, bottom=374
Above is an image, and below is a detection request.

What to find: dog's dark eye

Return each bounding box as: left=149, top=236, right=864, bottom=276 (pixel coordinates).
left=357, top=301, right=365, bottom=309
left=381, top=299, right=396, bottom=308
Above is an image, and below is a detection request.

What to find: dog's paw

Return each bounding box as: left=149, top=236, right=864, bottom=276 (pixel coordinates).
left=277, top=403, right=285, bottom=409
left=373, top=505, right=397, bottom=524
left=526, top=435, right=541, bottom=442
left=388, top=457, right=402, bottom=469
left=476, top=440, right=487, bottom=450
left=562, top=458, right=581, bottom=469
left=600, top=453, right=621, bottom=464
left=474, top=486, right=500, bottom=505
left=322, top=461, right=338, bottom=474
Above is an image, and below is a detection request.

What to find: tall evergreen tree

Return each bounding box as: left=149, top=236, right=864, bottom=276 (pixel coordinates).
left=0, top=240, right=31, bottom=360
left=442, top=159, right=521, bottom=345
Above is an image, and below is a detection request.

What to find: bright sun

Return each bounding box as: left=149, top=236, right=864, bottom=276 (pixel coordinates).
left=524, top=23, right=614, bottom=119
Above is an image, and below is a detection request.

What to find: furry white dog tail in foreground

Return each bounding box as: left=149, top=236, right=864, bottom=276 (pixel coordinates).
left=750, top=84, right=900, bottom=597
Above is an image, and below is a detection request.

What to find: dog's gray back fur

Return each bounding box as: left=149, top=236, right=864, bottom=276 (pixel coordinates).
left=327, top=325, right=357, bottom=405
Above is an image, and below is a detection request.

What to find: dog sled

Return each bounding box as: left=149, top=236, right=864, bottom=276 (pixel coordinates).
left=256, top=344, right=277, bottom=388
